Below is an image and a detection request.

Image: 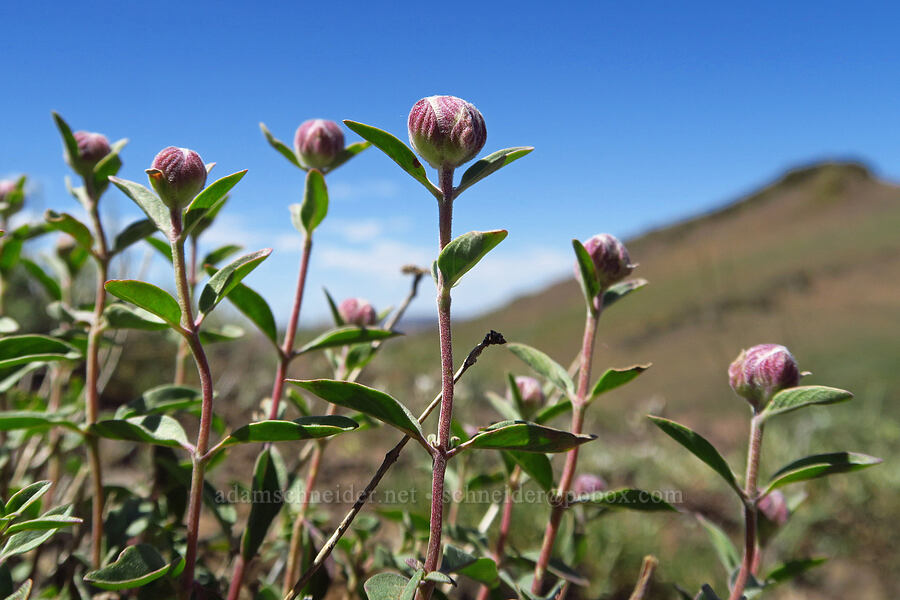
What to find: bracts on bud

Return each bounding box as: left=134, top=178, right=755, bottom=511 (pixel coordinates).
left=294, top=119, right=345, bottom=170
left=509, top=376, right=545, bottom=416
left=338, top=297, right=377, bottom=327
left=408, top=95, right=487, bottom=170
left=66, top=131, right=112, bottom=176
left=728, top=344, right=801, bottom=411
left=148, top=147, right=208, bottom=211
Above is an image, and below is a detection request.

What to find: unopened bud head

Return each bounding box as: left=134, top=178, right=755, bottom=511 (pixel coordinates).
left=573, top=474, right=607, bottom=496
left=0, top=179, right=16, bottom=201
left=148, top=147, right=207, bottom=210
left=510, top=376, right=545, bottom=409
left=408, top=95, right=486, bottom=169
left=293, top=119, right=344, bottom=170
left=578, top=233, right=634, bottom=291
left=758, top=490, right=789, bottom=526
left=338, top=297, right=376, bottom=327
left=728, top=344, right=800, bottom=410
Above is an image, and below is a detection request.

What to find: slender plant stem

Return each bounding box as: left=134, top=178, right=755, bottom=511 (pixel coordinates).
left=729, top=414, right=764, bottom=600
left=477, top=466, right=521, bottom=600
left=628, top=555, right=659, bottom=600
left=283, top=331, right=505, bottom=600
left=532, top=306, right=599, bottom=593
left=168, top=212, right=216, bottom=600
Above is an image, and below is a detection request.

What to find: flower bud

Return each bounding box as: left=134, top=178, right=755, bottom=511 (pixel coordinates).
left=338, top=297, right=377, bottom=327
left=55, top=234, right=77, bottom=258
left=293, top=119, right=344, bottom=170
left=577, top=233, right=634, bottom=290
left=148, top=147, right=207, bottom=210
left=509, top=376, right=545, bottom=410
left=0, top=179, right=16, bottom=201
left=573, top=474, right=607, bottom=496
left=757, top=490, right=789, bottom=526
left=67, top=131, right=111, bottom=174
left=728, top=344, right=800, bottom=409
left=408, top=95, right=486, bottom=169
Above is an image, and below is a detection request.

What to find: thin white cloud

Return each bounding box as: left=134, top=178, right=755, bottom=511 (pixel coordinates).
left=328, top=179, right=401, bottom=202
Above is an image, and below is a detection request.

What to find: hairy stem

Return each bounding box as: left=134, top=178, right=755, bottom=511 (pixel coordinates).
left=532, top=307, right=599, bottom=593
left=729, top=414, right=764, bottom=600
left=477, top=467, right=521, bottom=600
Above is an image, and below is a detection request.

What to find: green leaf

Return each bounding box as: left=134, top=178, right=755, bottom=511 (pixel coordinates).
left=364, top=572, right=409, bottom=600
left=290, top=169, right=328, bottom=235
left=323, top=287, right=345, bottom=326
left=0, top=335, right=79, bottom=369
left=90, top=415, right=192, bottom=450
left=288, top=379, right=424, bottom=440
left=505, top=450, right=553, bottom=492
left=44, top=211, right=93, bottom=250
left=184, top=170, right=247, bottom=232
left=0, top=505, right=73, bottom=561
left=145, top=236, right=173, bottom=262
left=222, top=415, right=359, bottom=447
left=5, top=514, right=82, bottom=534
left=198, top=324, right=244, bottom=344
left=761, top=386, right=853, bottom=421
left=572, top=239, right=601, bottom=306
left=485, top=391, right=521, bottom=422
left=4, top=481, right=52, bottom=516
left=456, top=146, right=534, bottom=196
left=260, top=122, right=302, bottom=169
left=115, top=385, right=201, bottom=419
left=198, top=248, right=272, bottom=315
left=763, top=452, right=882, bottom=494
left=202, top=243, right=243, bottom=267
left=696, top=514, right=740, bottom=574
left=648, top=416, right=742, bottom=497
left=328, top=140, right=371, bottom=173
left=764, top=558, right=827, bottom=586
left=344, top=120, right=441, bottom=198
left=588, top=364, right=651, bottom=403
left=602, top=278, right=648, bottom=309
left=296, top=326, right=400, bottom=355
left=109, top=177, right=172, bottom=234
left=103, top=303, right=168, bottom=331
left=51, top=112, right=80, bottom=170
left=534, top=399, right=573, bottom=424
left=507, top=343, right=575, bottom=397
left=92, top=139, right=127, bottom=192
left=440, top=545, right=498, bottom=586
left=0, top=411, right=80, bottom=433
left=697, top=584, right=722, bottom=600
left=3, top=579, right=32, bottom=600
left=400, top=569, right=424, bottom=600
left=112, top=219, right=156, bottom=255
left=83, top=544, right=179, bottom=590
left=105, top=280, right=182, bottom=329
left=464, top=420, right=595, bottom=453
left=570, top=488, right=677, bottom=511
left=222, top=282, right=278, bottom=346
left=436, top=230, right=507, bottom=287
left=240, top=446, right=287, bottom=560
left=19, top=258, right=62, bottom=301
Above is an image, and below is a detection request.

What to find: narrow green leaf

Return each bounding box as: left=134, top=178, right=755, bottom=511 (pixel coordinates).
left=464, top=420, right=596, bottom=453
left=260, top=122, right=302, bottom=169
left=105, top=280, right=182, bottom=329
left=112, top=219, right=156, bottom=255
left=400, top=569, right=424, bottom=600
left=0, top=411, right=80, bottom=433
left=91, top=415, right=192, bottom=450
left=507, top=343, right=575, bottom=397
left=202, top=244, right=243, bottom=267
left=115, top=385, right=201, bottom=419
left=109, top=177, right=172, bottom=233
left=198, top=324, right=244, bottom=344
left=698, top=584, right=722, bottom=600
left=223, top=415, right=359, bottom=447
left=5, top=514, right=82, bottom=534
left=505, top=450, right=553, bottom=492
left=103, top=304, right=168, bottom=331
left=485, top=391, right=521, bottom=422
left=323, top=287, right=345, bottom=326
left=696, top=514, right=740, bottom=574
left=436, top=230, right=507, bottom=287
left=327, top=140, right=371, bottom=173
left=0, top=335, right=79, bottom=369
left=291, top=169, right=328, bottom=235
left=145, top=236, right=173, bottom=262
left=534, top=399, right=573, bottom=424
left=45, top=211, right=93, bottom=250
left=572, top=238, right=601, bottom=305
left=19, top=258, right=62, bottom=301
left=92, top=139, right=127, bottom=192
left=0, top=505, right=73, bottom=561
left=761, top=385, right=853, bottom=421
left=198, top=248, right=271, bottom=315
left=296, top=326, right=400, bottom=355
left=241, top=446, right=287, bottom=560
left=51, top=112, right=80, bottom=169
left=764, top=558, right=827, bottom=586
left=456, top=146, right=534, bottom=196
left=223, top=282, right=278, bottom=346
left=648, top=416, right=742, bottom=497
left=570, top=488, right=677, bottom=511
left=83, top=544, right=177, bottom=591
left=602, top=278, right=648, bottom=309
left=343, top=120, right=440, bottom=198
left=440, top=545, right=498, bottom=586
left=3, top=579, right=32, bottom=600
left=288, top=379, right=424, bottom=440
left=588, top=364, right=651, bottom=402
left=185, top=170, right=247, bottom=216
left=364, top=572, right=409, bottom=600
left=4, top=481, right=52, bottom=516
left=763, top=452, right=882, bottom=494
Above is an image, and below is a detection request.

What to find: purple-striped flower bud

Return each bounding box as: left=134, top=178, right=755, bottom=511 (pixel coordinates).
left=66, top=131, right=111, bottom=174
left=339, top=298, right=377, bottom=327
left=148, top=147, right=207, bottom=210
left=408, top=96, right=486, bottom=170
left=573, top=474, right=607, bottom=496
left=510, top=376, right=545, bottom=409
left=578, top=233, right=634, bottom=290
left=758, top=490, right=789, bottom=526
left=728, top=344, right=801, bottom=410
left=294, top=120, right=344, bottom=170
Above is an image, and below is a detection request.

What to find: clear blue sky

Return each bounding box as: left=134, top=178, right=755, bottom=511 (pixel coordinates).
left=3, top=1, right=898, bottom=323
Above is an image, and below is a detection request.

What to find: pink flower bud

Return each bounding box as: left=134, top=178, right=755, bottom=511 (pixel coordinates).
left=728, top=344, right=800, bottom=409
left=0, top=180, right=16, bottom=201
left=573, top=474, right=607, bottom=496
left=758, top=490, right=789, bottom=526
left=293, top=120, right=345, bottom=170
left=338, top=298, right=376, bottom=327
left=408, top=96, right=487, bottom=169
left=148, top=147, right=207, bottom=210
left=73, top=131, right=111, bottom=164
left=509, top=376, right=545, bottom=408
left=577, top=233, right=634, bottom=290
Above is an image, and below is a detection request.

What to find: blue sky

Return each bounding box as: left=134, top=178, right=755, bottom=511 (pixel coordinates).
left=3, top=1, right=898, bottom=323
